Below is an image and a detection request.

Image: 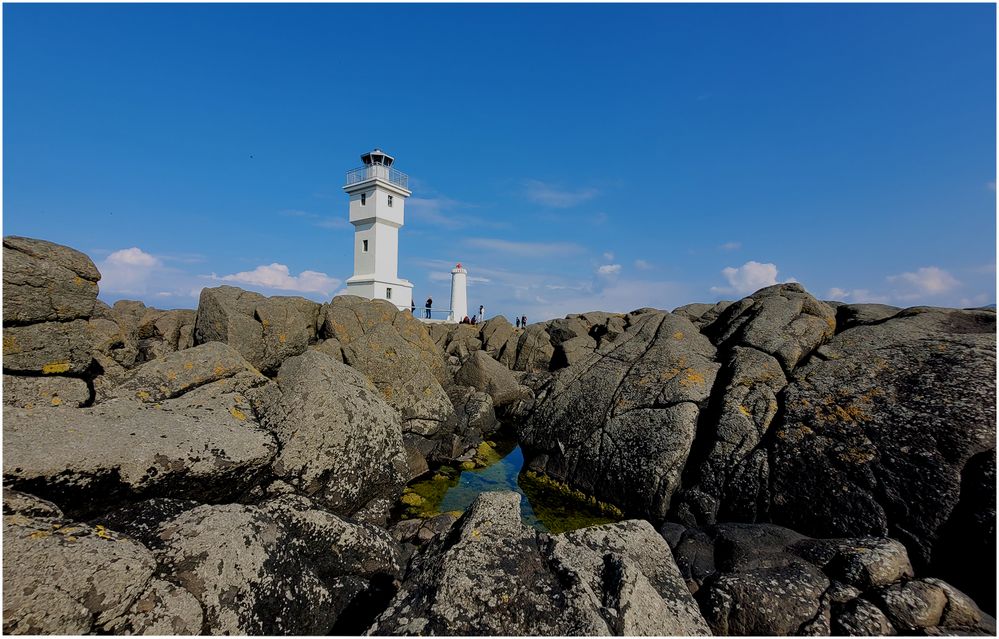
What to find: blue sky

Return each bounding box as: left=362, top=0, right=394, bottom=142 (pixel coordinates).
left=4, top=3, right=995, bottom=320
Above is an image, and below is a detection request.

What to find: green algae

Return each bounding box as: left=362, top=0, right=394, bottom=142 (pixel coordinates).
left=518, top=470, right=624, bottom=535
left=398, top=465, right=461, bottom=518
left=392, top=438, right=626, bottom=535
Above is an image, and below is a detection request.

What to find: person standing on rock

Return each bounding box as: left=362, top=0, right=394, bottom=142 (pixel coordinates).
left=516, top=317, right=521, bottom=329
left=521, top=315, right=527, bottom=327
left=425, top=297, right=432, bottom=319
left=479, top=304, right=485, bottom=321
left=410, top=299, right=415, bottom=315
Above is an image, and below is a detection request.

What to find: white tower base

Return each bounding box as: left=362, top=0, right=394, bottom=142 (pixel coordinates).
left=346, top=276, right=413, bottom=311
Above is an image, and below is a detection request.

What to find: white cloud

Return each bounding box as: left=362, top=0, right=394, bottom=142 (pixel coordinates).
left=826, top=287, right=891, bottom=304
left=887, top=266, right=960, bottom=299
left=465, top=237, right=584, bottom=258
left=98, top=247, right=207, bottom=304
left=597, top=264, right=622, bottom=276
left=107, top=247, right=160, bottom=268
left=99, top=248, right=163, bottom=295
left=524, top=180, right=599, bottom=208
left=215, top=263, right=340, bottom=296
left=719, top=241, right=742, bottom=251
left=711, top=260, right=787, bottom=296
left=603, top=251, right=615, bottom=261
left=634, top=259, right=653, bottom=271
left=827, top=287, right=849, bottom=299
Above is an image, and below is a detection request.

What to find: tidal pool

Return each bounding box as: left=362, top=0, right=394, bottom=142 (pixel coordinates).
left=397, top=440, right=624, bottom=534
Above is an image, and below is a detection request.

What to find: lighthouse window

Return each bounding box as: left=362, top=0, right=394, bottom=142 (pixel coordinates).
left=361, top=193, right=366, bottom=205
left=386, top=287, right=393, bottom=300
left=388, top=195, right=394, bottom=207
left=362, top=240, right=369, bottom=252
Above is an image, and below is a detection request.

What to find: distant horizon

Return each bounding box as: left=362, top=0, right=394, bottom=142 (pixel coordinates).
left=4, top=3, right=995, bottom=321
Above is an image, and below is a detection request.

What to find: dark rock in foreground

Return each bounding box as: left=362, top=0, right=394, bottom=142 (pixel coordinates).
left=368, top=491, right=710, bottom=635
left=666, top=521, right=996, bottom=636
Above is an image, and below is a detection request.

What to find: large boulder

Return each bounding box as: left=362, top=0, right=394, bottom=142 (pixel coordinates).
left=513, top=323, right=555, bottom=372
left=673, top=345, right=787, bottom=524
left=342, top=324, right=456, bottom=437
left=100, top=341, right=268, bottom=404
left=320, top=295, right=448, bottom=385
left=673, top=284, right=836, bottom=525
left=3, top=236, right=100, bottom=325
left=769, top=307, right=996, bottom=599
left=368, top=491, right=709, bottom=635
left=453, top=350, right=527, bottom=407
left=193, top=286, right=320, bottom=374
left=256, top=350, right=407, bottom=520
left=520, top=311, right=720, bottom=522
left=151, top=496, right=402, bottom=634
left=478, top=315, right=515, bottom=358
left=3, top=399, right=277, bottom=519
left=704, top=283, right=836, bottom=371
left=3, top=490, right=158, bottom=634
left=97, top=300, right=196, bottom=365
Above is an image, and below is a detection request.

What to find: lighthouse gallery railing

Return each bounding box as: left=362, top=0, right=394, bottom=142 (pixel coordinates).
left=345, top=165, right=409, bottom=190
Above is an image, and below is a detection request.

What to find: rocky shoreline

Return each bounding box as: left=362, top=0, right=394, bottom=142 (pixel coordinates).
left=3, top=235, right=995, bottom=635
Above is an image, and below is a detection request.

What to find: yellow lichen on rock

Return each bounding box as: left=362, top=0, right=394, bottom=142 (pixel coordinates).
left=229, top=407, right=248, bottom=421
left=42, top=362, right=71, bottom=374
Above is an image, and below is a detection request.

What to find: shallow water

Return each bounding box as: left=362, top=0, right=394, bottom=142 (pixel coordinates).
left=403, top=442, right=623, bottom=534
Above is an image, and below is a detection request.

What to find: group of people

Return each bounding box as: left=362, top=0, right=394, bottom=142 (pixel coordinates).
left=410, top=296, right=526, bottom=328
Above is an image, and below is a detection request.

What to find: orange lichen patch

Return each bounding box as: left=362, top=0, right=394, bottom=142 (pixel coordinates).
left=136, top=390, right=152, bottom=401
left=825, top=316, right=837, bottom=333
left=278, top=333, right=287, bottom=343
left=166, top=370, right=178, bottom=381
left=29, top=530, right=52, bottom=539
left=228, top=407, right=248, bottom=421
left=738, top=404, right=752, bottom=417
left=73, top=276, right=86, bottom=286
left=672, top=331, right=685, bottom=340
left=836, top=447, right=876, bottom=465
left=261, top=319, right=271, bottom=329
left=4, top=334, right=19, bottom=353
left=679, top=369, right=706, bottom=387
left=184, top=361, right=194, bottom=370
left=212, top=364, right=227, bottom=376
left=50, top=396, right=63, bottom=406
left=777, top=424, right=814, bottom=443
left=42, top=362, right=71, bottom=374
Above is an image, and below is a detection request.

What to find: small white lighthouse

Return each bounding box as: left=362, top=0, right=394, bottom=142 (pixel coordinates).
left=343, top=149, right=414, bottom=309
left=450, top=263, right=468, bottom=322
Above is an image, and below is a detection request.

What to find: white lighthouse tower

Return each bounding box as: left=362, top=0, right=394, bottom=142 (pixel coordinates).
left=450, top=263, right=468, bottom=322
left=343, top=149, right=413, bottom=309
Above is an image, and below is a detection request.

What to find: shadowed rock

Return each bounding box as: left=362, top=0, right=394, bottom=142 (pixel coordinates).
left=368, top=491, right=709, bottom=636
left=521, top=311, right=719, bottom=522
left=3, top=490, right=157, bottom=634
left=3, top=400, right=277, bottom=519
left=770, top=307, right=996, bottom=598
